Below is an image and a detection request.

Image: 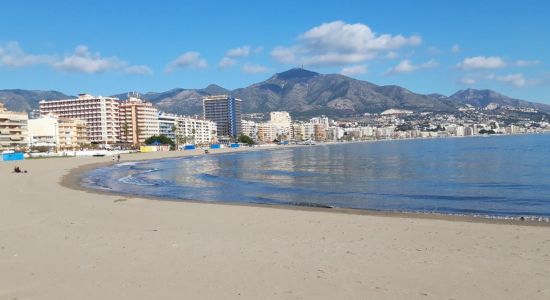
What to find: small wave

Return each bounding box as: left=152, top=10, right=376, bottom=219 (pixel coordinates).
left=118, top=174, right=155, bottom=186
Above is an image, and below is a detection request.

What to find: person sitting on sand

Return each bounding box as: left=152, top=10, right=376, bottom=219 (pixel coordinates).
left=13, top=166, right=27, bottom=173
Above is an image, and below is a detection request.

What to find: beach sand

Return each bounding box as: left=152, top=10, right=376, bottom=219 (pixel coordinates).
left=1, top=149, right=549, bottom=299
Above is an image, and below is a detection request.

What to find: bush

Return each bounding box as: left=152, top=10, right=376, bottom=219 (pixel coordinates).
left=237, top=134, right=254, bottom=145
left=144, top=135, right=175, bottom=148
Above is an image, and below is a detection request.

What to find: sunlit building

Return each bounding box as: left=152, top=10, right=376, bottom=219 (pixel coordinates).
left=39, top=94, right=120, bottom=145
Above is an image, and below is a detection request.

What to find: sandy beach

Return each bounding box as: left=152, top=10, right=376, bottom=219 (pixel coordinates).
left=1, top=148, right=549, bottom=300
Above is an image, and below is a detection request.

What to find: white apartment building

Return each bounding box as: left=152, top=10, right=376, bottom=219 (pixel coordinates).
left=158, top=113, right=178, bottom=141
left=28, top=115, right=89, bottom=151
left=39, top=94, right=120, bottom=145
left=28, top=115, right=58, bottom=150
left=241, top=120, right=258, bottom=141
left=270, top=111, right=291, bottom=132
left=176, top=116, right=217, bottom=145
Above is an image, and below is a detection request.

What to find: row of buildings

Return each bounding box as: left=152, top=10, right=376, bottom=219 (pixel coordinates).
left=0, top=94, right=243, bottom=151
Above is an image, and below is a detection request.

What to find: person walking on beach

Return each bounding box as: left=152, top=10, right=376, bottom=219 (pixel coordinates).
left=117, top=154, right=121, bottom=162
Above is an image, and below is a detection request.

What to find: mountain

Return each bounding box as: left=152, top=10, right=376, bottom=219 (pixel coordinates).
left=1, top=68, right=549, bottom=117
left=0, top=89, right=71, bottom=112
left=231, top=68, right=457, bottom=117
left=112, top=84, right=230, bottom=115
left=449, top=89, right=550, bottom=112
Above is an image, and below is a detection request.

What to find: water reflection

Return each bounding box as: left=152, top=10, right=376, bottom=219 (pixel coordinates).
left=83, top=134, right=550, bottom=217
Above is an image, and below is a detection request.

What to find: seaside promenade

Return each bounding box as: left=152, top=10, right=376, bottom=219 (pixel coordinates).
left=1, top=148, right=549, bottom=299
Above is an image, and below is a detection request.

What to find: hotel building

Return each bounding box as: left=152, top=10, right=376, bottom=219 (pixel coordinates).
left=203, top=95, right=242, bottom=139
left=39, top=94, right=120, bottom=145
left=119, top=96, right=159, bottom=145
left=0, top=103, right=28, bottom=151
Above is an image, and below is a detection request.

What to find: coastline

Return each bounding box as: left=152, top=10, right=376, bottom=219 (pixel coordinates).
left=67, top=138, right=550, bottom=226
left=2, top=145, right=550, bottom=299
left=63, top=154, right=550, bottom=227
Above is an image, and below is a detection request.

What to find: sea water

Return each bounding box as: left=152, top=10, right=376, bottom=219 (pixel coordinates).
left=82, top=134, right=550, bottom=219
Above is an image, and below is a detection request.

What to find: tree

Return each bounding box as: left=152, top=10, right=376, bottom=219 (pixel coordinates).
left=144, top=135, right=175, bottom=149
left=237, top=134, right=254, bottom=145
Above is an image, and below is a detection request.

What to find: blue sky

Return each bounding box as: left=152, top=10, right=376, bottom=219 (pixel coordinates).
left=1, top=0, right=549, bottom=103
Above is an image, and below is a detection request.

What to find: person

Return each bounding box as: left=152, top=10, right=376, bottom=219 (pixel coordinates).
left=14, top=166, right=21, bottom=173
left=117, top=154, right=121, bottom=162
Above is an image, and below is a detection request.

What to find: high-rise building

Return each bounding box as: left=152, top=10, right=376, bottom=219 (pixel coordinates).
left=203, top=95, right=242, bottom=139
left=0, top=103, right=28, bottom=151
left=39, top=94, right=120, bottom=145
left=119, top=96, right=159, bottom=145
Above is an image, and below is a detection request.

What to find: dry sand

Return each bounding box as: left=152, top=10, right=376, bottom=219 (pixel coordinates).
left=1, top=148, right=549, bottom=300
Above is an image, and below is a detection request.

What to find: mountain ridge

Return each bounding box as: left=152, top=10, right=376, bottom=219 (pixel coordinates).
left=1, top=68, right=549, bottom=117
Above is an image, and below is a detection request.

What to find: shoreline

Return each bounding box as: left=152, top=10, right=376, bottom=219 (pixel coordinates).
left=62, top=145, right=550, bottom=227
left=2, top=144, right=550, bottom=299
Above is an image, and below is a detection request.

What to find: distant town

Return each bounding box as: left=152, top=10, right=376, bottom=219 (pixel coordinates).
left=1, top=92, right=549, bottom=155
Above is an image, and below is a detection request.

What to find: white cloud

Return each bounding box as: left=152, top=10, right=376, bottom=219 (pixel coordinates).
left=0, top=41, right=54, bottom=67
left=271, top=21, right=422, bottom=67
left=515, top=60, right=540, bottom=67
left=385, top=51, right=399, bottom=59
left=226, top=45, right=251, bottom=58
left=218, top=57, right=237, bottom=69
left=496, top=73, right=526, bottom=87
left=457, top=56, right=506, bottom=70
left=124, top=65, right=153, bottom=75
left=0, top=42, right=151, bottom=75
left=451, top=44, right=460, bottom=53
left=386, top=59, right=438, bottom=75
left=460, top=77, right=476, bottom=85
left=53, top=45, right=126, bottom=73
left=340, top=64, right=368, bottom=76
left=166, top=51, right=207, bottom=72
left=242, top=63, right=269, bottom=74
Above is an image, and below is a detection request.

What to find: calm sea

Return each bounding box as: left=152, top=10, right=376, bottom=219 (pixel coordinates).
left=82, top=134, right=550, bottom=219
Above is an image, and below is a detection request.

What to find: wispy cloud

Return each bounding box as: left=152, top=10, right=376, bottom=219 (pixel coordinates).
left=386, top=59, right=438, bottom=75
left=457, top=56, right=506, bottom=70
left=53, top=45, right=126, bottom=73
left=451, top=44, right=460, bottom=53
left=0, top=42, right=152, bottom=75
left=340, top=64, right=368, bottom=76
left=496, top=73, right=527, bottom=87
left=166, top=51, right=207, bottom=72
left=124, top=65, right=153, bottom=75
left=242, top=63, right=269, bottom=74
left=0, top=41, right=54, bottom=67
left=515, top=60, right=540, bottom=67
left=226, top=45, right=251, bottom=58
left=218, top=57, right=237, bottom=69
left=271, top=21, right=422, bottom=67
